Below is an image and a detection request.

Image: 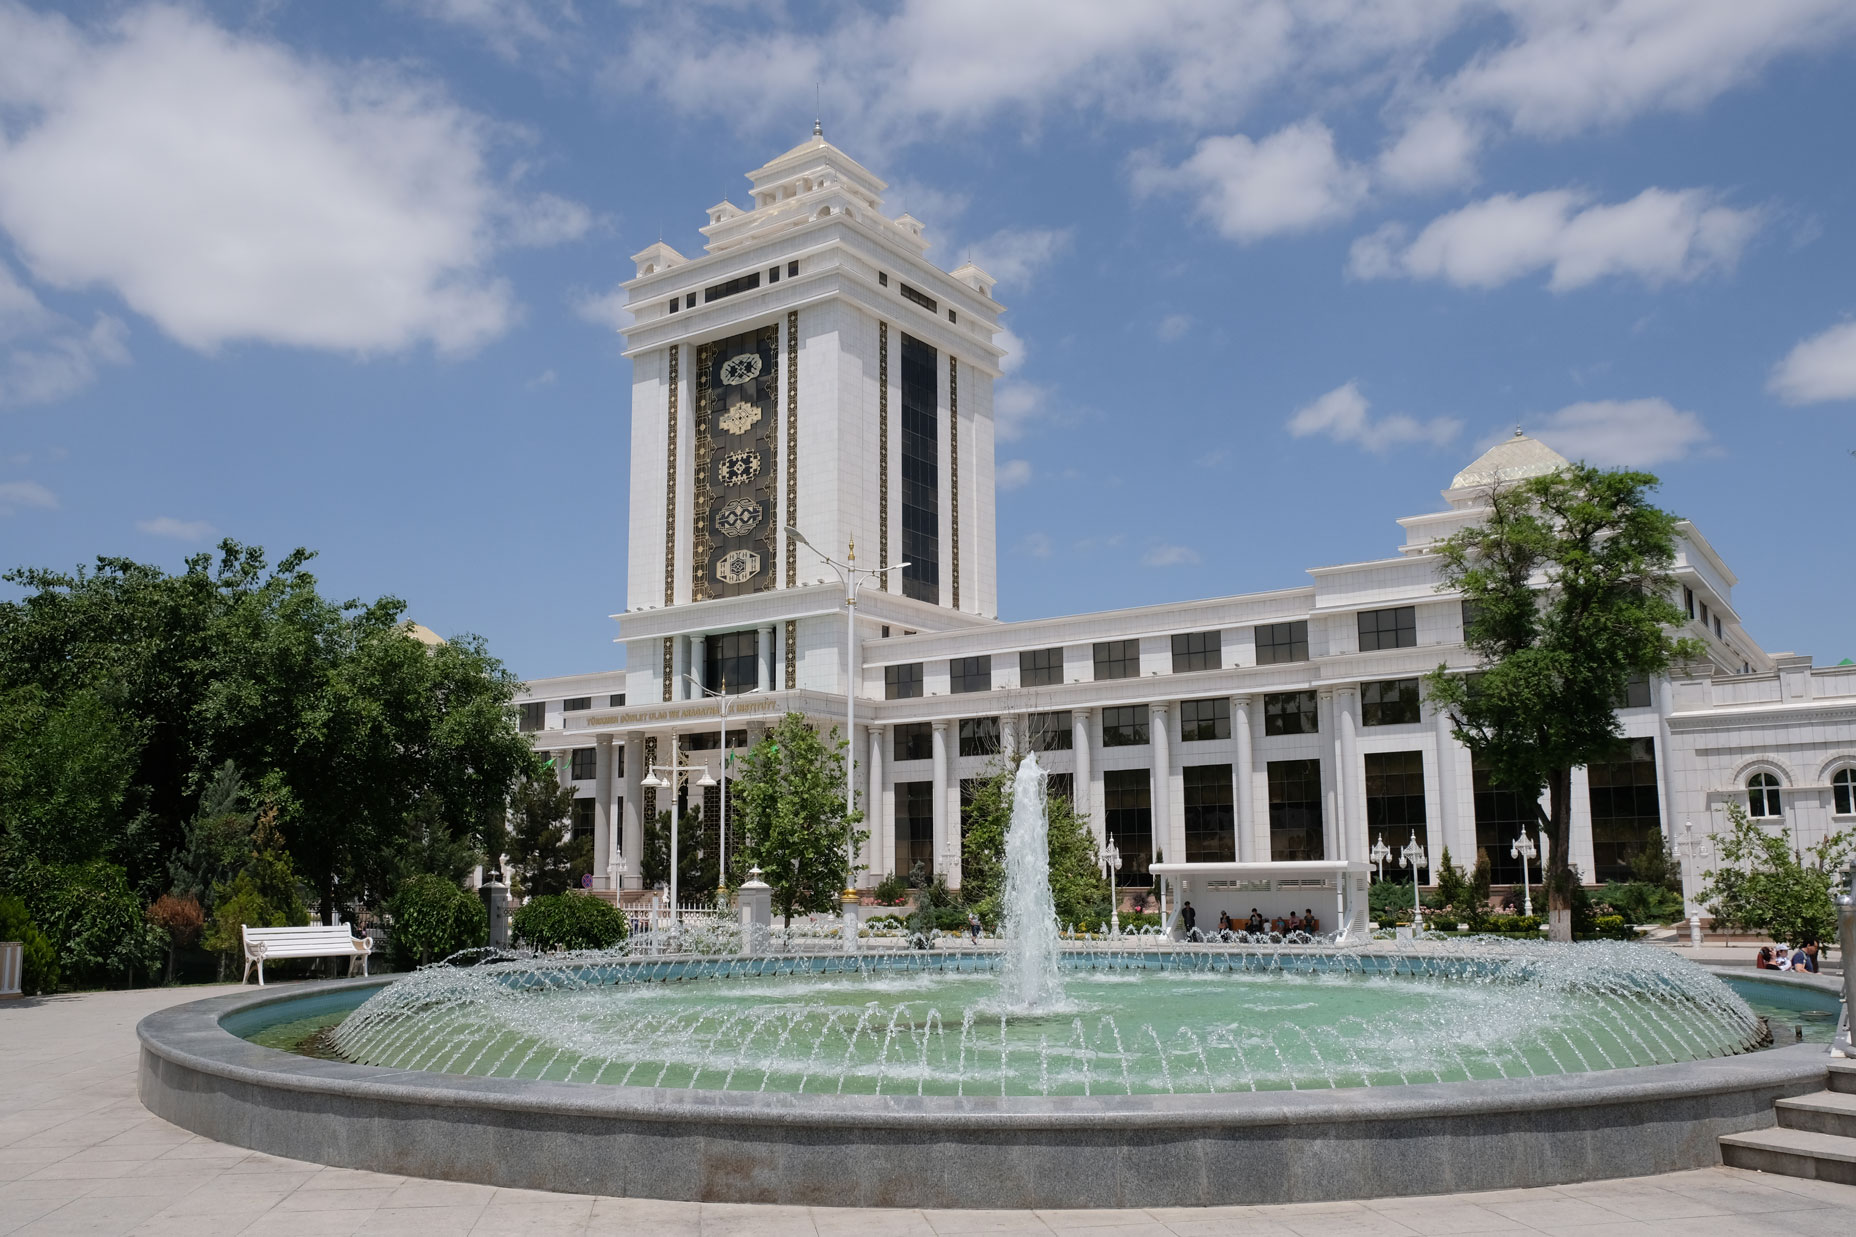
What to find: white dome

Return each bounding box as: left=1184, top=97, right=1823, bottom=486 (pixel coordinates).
left=1450, top=431, right=1570, bottom=491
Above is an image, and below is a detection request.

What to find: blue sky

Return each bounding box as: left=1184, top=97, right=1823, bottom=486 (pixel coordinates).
left=2, top=1, right=1854, bottom=680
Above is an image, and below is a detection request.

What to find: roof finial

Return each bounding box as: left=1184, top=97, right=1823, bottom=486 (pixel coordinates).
left=1513, top=425, right=1524, bottom=438
left=813, top=83, right=822, bottom=138
left=813, top=117, right=822, bottom=138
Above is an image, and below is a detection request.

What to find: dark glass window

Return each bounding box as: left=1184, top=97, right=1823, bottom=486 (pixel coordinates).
left=1747, top=772, right=1781, bottom=818
left=1714, top=616, right=1723, bottom=638
left=1684, top=587, right=1695, bottom=619
left=570, top=797, right=594, bottom=841
left=768, top=265, right=780, bottom=283
left=1358, top=606, right=1417, bottom=651
left=1103, top=769, right=1152, bottom=883
left=1587, top=738, right=1661, bottom=882
left=893, top=723, right=932, bottom=762
left=684, top=729, right=747, bottom=751
left=563, top=696, right=591, bottom=712
left=1264, top=691, right=1318, bottom=736
left=787, top=260, right=798, bottom=278
left=1027, top=711, right=1072, bottom=751
left=878, top=271, right=889, bottom=287
left=1093, top=639, right=1140, bottom=680
left=518, top=702, right=545, bottom=732
left=1460, top=599, right=1484, bottom=642
left=958, top=717, right=999, bottom=758
left=1616, top=673, right=1652, bottom=710
left=900, top=283, right=938, bottom=312
left=885, top=663, right=923, bottom=699
left=668, top=298, right=679, bottom=314
left=1700, top=601, right=1709, bottom=627
left=1020, top=647, right=1064, bottom=687
left=570, top=748, right=597, bottom=781
left=1473, top=755, right=1538, bottom=885
left=1361, top=678, right=1422, bottom=726
left=1180, top=697, right=1230, bottom=742
left=896, top=781, right=934, bottom=873
left=950, top=655, right=991, bottom=694
left=1365, top=751, right=1428, bottom=870
left=1101, top=706, right=1149, bottom=747
left=1832, top=768, right=1856, bottom=816
left=948, top=309, right=957, bottom=324
left=703, top=630, right=759, bottom=695
left=1171, top=630, right=1221, bottom=673
left=1183, top=765, right=1235, bottom=863
left=1267, top=760, right=1323, bottom=861
left=685, top=292, right=695, bottom=309
left=1255, top=621, right=1309, bottom=664
left=900, top=333, right=939, bottom=604
left=703, top=271, right=761, bottom=303
left=1047, top=771, right=1074, bottom=803
left=608, top=693, right=626, bottom=708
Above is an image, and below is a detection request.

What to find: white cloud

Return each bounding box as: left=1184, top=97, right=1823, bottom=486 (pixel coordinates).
left=1769, top=321, right=1856, bottom=405
left=994, top=380, right=1051, bottom=442
left=1142, top=543, right=1201, bottom=568
left=573, top=285, right=633, bottom=331
left=396, top=0, right=576, bottom=63
left=0, top=4, right=588, bottom=358
left=1134, top=120, right=1369, bottom=242
left=1017, top=531, right=1052, bottom=559
left=137, top=515, right=217, bottom=540
left=1528, top=397, right=1710, bottom=466
left=996, top=458, right=1033, bottom=490
left=1156, top=313, right=1192, bottom=342
left=994, top=326, right=1027, bottom=376
left=1350, top=188, right=1761, bottom=291
left=0, top=479, right=57, bottom=514
left=0, top=258, right=128, bottom=406
left=1376, top=110, right=1481, bottom=192
left=962, top=227, right=1072, bottom=291
left=1286, top=382, right=1460, bottom=453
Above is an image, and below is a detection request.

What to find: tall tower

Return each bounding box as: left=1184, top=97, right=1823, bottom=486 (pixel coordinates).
left=616, top=131, right=1006, bottom=705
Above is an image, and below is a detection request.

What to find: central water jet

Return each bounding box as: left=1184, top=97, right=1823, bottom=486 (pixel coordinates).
left=998, top=752, right=1065, bottom=1011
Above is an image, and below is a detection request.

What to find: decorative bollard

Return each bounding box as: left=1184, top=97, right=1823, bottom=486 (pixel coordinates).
left=0, top=940, right=21, bottom=999
left=736, top=867, right=772, bottom=956
left=479, top=878, right=510, bottom=951
left=1835, top=866, right=1854, bottom=1059
left=841, top=889, right=861, bottom=953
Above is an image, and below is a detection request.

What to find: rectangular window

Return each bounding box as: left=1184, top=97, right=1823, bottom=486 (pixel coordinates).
left=1020, top=647, right=1064, bottom=687
left=570, top=748, right=597, bottom=781
left=893, top=722, right=933, bottom=762
left=1587, top=737, right=1661, bottom=883
left=1460, top=599, right=1484, bottom=641
left=1179, top=697, right=1231, bottom=742
left=1263, top=691, right=1319, bottom=736
left=1365, top=751, right=1428, bottom=865
left=608, top=693, right=626, bottom=708
left=1357, top=606, right=1418, bottom=651
left=1473, top=755, right=1537, bottom=885
left=885, top=663, right=923, bottom=700
left=1171, top=630, right=1221, bottom=673
left=1361, top=678, right=1422, bottom=726
left=1699, top=601, right=1709, bottom=627
left=900, top=333, right=940, bottom=604
left=950, top=655, right=992, bottom=694
left=900, top=283, right=938, bottom=312
left=1101, top=705, right=1149, bottom=747
left=668, top=298, right=679, bottom=314
left=1255, top=620, right=1309, bottom=665
left=1103, top=769, right=1153, bottom=883
left=948, top=309, right=957, bottom=324
left=685, top=292, right=695, bottom=309
left=768, top=266, right=779, bottom=283
left=1093, top=639, right=1140, bottom=680
left=703, top=630, right=759, bottom=695
left=1027, top=711, right=1072, bottom=751
left=1616, top=673, right=1652, bottom=710
left=703, top=271, right=761, bottom=303
left=1047, top=771, right=1074, bottom=804
left=958, top=717, right=999, bottom=758
left=1183, top=765, right=1235, bottom=863
left=563, top=696, right=591, bottom=712
left=570, top=797, right=595, bottom=841
left=1714, top=616, right=1723, bottom=638
left=518, top=702, right=545, bottom=732
left=1684, top=586, right=1695, bottom=618
left=896, top=781, right=934, bottom=875
left=684, top=730, right=747, bottom=752
left=787, top=260, right=798, bottom=278
left=878, top=271, right=889, bottom=287
left=1267, top=760, right=1324, bottom=861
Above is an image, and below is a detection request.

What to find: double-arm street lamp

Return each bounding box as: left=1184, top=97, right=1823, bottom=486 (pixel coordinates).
left=1101, top=838, right=1123, bottom=938
left=1398, top=832, right=1428, bottom=929
left=639, top=755, right=716, bottom=920
left=1510, top=828, right=1537, bottom=917
left=1676, top=820, right=1714, bottom=948
left=1370, top=832, right=1391, bottom=881
left=685, top=675, right=761, bottom=887
left=785, top=526, right=907, bottom=883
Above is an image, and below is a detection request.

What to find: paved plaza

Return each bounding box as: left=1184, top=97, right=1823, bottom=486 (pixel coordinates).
left=3, top=984, right=1852, bottom=1236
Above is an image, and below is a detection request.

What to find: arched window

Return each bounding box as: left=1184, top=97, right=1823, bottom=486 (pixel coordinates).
left=1747, top=772, right=1782, bottom=818
left=1833, top=768, right=1856, bottom=816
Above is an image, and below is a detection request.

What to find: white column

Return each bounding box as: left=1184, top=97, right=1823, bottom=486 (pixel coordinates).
left=1000, top=714, right=1019, bottom=756
left=1232, top=694, right=1255, bottom=862
left=1073, top=709, right=1097, bottom=840
left=556, top=745, right=573, bottom=791
left=867, top=726, right=887, bottom=881
left=1149, top=702, right=1174, bottom=867
left=1318, top=689, right=1338, bottom=862
left=1431, top=695, right=1465, bottom=861
left=621, top=738, right=644, bottom=890
left=1337, top=687, right=1361, bottom=865
left=594, top=735, right=615, bottom=891
left=688, top=634, right=706, bottom=696
left=672, top=636, right=689, bottom=701
left=758, top=625, right=775, bottom=692
left=931, top=721, right=950, bottom=878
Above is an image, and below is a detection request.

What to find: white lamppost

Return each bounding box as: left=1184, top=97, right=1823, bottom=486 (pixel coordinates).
left=1676, top=820, right=1713, bottom=948
left=639, top=755, right=716, bottom=921
left=1398, top=832, right=1428, bottom=928
left=685, top=675, right=760, bottom=886
left=785, top=526, right=907, bottom=883
left=1101, top=838, right=1123, bottom=938
left=608, top=846, right=627, bottom=894
left=1510, top=828, right=1537, bottom=917
left=1370, top=833, right=1391, bottom=881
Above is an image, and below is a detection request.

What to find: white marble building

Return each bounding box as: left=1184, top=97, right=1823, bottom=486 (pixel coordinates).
left=518, top=132, right=1856, bottom=906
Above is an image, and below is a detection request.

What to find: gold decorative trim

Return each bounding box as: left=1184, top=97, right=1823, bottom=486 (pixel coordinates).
left=664, top=345, right=679, bottom=607
left=784, top=309, right=798, bottom=588
left=949, top=355, right=960, bottom=610
left=661, top=636, right=674, bottom=703
left=784, top=618, right=797, bottom=690
left=879, top=322, right=889, bottom=572
left=643, top=736, right=658, bottom=821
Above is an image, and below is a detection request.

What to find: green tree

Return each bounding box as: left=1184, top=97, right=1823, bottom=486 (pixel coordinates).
left=505, top=771, right=580, bottom=899
left=642, top=806, right=716, bottom=895
left=958, top=762, right=1108, bottom=927
left=1424, top=464, right=1701, bottom=940
left=16, top=858, right=165, bottom=988
left=731, top=713, right=866, bottom=926
left=512, top=892, right=628, bottom=951
left=168, top=761, right=253, bottom=908
left=0, top=894, right=60, bottom=994
left=1702, top=803, right=1854, bottom=946
left=1433, top=846, right=1471, bottom=913
left=0, top=683, right=137, bottom=869
left=202, top=815, right=310, bottom=968
left=387, top=874, right=487, bottom=967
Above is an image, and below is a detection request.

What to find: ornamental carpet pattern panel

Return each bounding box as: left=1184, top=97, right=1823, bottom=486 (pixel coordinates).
left=693, top=326, right=779, bottom=599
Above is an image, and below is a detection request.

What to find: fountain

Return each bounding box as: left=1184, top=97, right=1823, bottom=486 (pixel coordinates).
left=996, top=752, right=1064, bottom=1011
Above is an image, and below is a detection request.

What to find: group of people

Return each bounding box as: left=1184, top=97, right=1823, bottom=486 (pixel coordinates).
left=1203, top=907, right=1320, bottom=936
left=1756, top=941, right=1821, bottom=973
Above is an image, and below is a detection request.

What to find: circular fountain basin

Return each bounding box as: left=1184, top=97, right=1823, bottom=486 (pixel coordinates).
left=137, top=943, right=1836, bottom=1208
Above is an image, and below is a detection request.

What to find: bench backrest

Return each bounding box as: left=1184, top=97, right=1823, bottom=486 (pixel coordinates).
left=242, top=924, right=362, bottom=956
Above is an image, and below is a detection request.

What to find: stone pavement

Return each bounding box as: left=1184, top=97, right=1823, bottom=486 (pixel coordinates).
left=4, top=986, right=1854, bottom=1236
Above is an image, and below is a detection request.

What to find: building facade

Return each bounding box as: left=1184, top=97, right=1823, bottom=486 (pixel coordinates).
left=518, top=133, right=1856, bottom=906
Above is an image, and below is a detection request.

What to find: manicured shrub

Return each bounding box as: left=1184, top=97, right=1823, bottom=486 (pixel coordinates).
left=389, top=875, right=488, bottom=967
left=512, top=892, right=628, bottom=952
left=147, top=894, right=204, bottom=984
left=25, top=860, right=166, bottom=987
left=0, top=894, right=60, bottom=994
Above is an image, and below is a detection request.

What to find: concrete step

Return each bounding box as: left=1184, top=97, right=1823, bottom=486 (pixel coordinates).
left=1777, top=1090, right=1856, bottom=1138
left=1830, top=1059, right=1856, bottom=1095
left=1720, top=1125, right=1856, bottom=1185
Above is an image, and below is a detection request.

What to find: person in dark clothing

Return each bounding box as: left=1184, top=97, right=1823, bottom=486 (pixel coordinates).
left=1180, top=902, right=1197, bottom=936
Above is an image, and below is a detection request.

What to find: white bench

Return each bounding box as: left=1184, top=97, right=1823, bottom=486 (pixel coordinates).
left=241, top=923, right=372, bottom=986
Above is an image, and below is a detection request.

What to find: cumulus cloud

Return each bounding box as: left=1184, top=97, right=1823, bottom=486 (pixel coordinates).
left=0, top=4, right=589, bottom=358
left=1142, top=543, right=1201, bottom=568
left=0, top=258, right=128, bottom=406
left=137, top=515, right=217, bottom=540
left=573, top=285, right=633, bottom=331
left=1134, top=120, right=1369, bottom=242
left=994, top=380, right=1051, bottom=442
left=1017, top=531, right=1052, bottom=559
left=1350, top=188, right=1761, bottom=291
left=1286, top=382, right=1460, bottom=453
left=396, top=0, right=577, bottom=63
left=962, top=227, right=1072, bottom=290
left=1529, top=398, right=1711, bottom=466
left=1769, top=321, right=1856, bottom=405
left=0, top=479, right=57, bottom=514
left=994, top=326, right=1027, bottom=375
left=1376, top=110, right=1481, bottom=192
left=1156, top=313, right=1192, bottom=342
left=996, top=458, right=1032, bottom=491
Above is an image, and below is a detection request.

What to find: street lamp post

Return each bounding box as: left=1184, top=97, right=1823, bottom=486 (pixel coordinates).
left=1370, top=832, right=1391, bottom=881
left=1398, top=832, right=1428, bottom=929
left=1101, top=839, right=1123, bottom=938
left=639, top=754, right=716, bottom=921
left=785, top=526, right=908, bottom=886
left=1510, top=828, right=1537, bottom=917
left=685, top=675, right=761, bottom=886
left=1676, top=820, right=1713, bottom=948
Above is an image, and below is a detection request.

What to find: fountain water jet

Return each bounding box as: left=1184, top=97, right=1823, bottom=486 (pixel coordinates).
left=997, top=752, right=1065, bottom=1011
